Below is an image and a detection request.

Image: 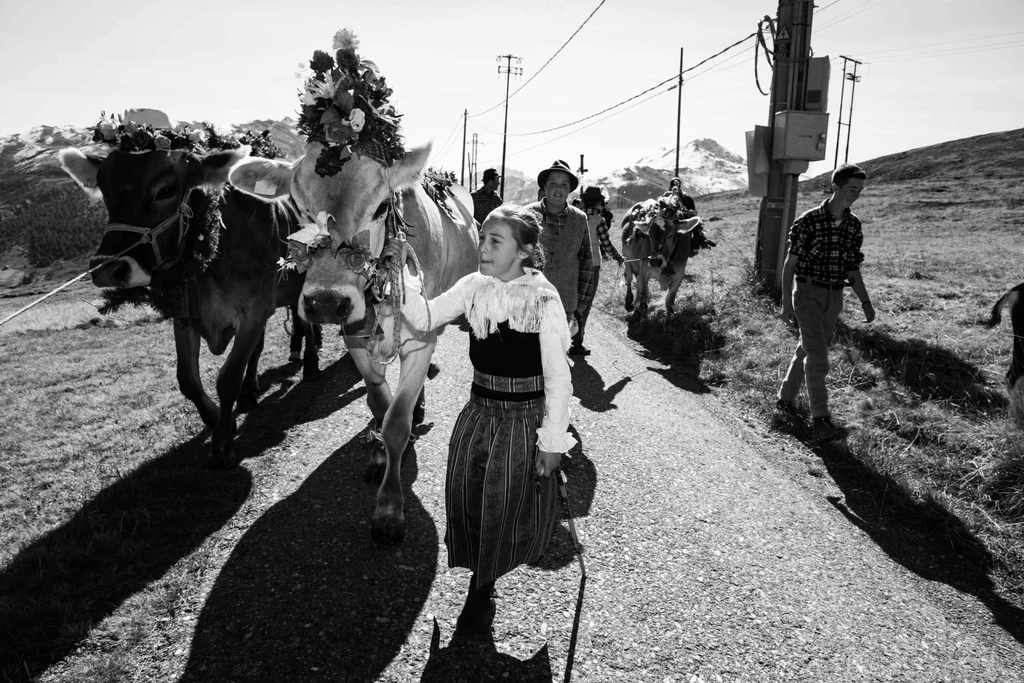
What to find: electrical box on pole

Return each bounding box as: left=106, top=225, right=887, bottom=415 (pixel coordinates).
left=751, top=0, right=818, bottom=290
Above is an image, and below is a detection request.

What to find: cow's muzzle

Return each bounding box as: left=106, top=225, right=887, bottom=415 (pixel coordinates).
left=90, top=256, right=151, bottom=288
left=303, top=289, right=354, bottom=324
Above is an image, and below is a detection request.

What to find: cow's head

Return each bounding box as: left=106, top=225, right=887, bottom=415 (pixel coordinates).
left=58, top=146, right=249, bottom=288
left=628, top=199, right=670, bottom=267
left=229, top=141, right=432, bottom=326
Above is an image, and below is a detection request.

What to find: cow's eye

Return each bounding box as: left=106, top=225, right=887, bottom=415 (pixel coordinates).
left=372, top=202, right=388, bottom=220
left=155, top=185, right=176, bottom=201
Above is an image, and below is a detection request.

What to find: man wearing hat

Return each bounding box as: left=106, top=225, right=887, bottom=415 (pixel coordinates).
left=574, top=186, right=624, bottom=355
left=527, top=159, right=594, bottom=356
left=471, top=168, right=503, bottom=226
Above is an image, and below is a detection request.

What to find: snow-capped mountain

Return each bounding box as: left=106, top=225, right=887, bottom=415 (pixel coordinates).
left=586, top=138, right=748, bottom=206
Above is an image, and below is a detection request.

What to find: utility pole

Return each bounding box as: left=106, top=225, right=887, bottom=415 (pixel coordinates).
left=833, top=55, right=861, bottom=168
left=460, top=109, right=467, bottom=186
left=497, top=54, right=522, bottom=200
left=471, top=133, right=479, bottom=189
left=578, top=154, right=588, bottom=189
left=843, top=61, right=862, bottom=164
left=754, top=0, right=818, bottom=288
left=674, top=47, right=684, bottom=178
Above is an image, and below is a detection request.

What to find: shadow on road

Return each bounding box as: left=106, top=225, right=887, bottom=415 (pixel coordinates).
left=570, top=355, right=632, bottom=412
left=178, top=434, right=438, bottom=682
left=421, top=619, right=551, bottom=682
left=815, top=440, right=1024, bottom=644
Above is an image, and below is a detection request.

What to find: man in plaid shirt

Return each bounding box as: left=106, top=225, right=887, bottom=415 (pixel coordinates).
left=573, top=186, right=623, bottom=355
left=777, top=163, right=875, bottom=440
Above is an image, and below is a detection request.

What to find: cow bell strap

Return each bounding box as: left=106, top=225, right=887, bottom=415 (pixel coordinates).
left=101, top=189, right=195, bottom=269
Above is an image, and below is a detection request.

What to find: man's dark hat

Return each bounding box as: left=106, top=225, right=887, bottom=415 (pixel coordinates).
left=482, top=168, right=500, bottom=182
left=580, top=186, right=606, bottom=208
left=537, top=159, right=579, bottom=192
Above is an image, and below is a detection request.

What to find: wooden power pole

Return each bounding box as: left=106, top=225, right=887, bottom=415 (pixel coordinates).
left=674, top=47, right=684, bottom=178
left=754, top=0, right=820, bottom=289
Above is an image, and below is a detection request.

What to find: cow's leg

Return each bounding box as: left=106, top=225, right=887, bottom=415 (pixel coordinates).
left=371, top=333, right=436, bottom=545
left=1010, top=295, right=1024, bottom=388
left=237, top=329, right=264, bottom=413
left=173, top=319, right=218, bottom=426
left=664, top=261, right=688, bottom=316
left=637, top=266, right=650, bottom=314
left=210, top=316, right=267, bottom=468
left=624, top=264, right=635, bottom=312
left=347, top=343, right=393, bottom=485
left=413, top=386, right=426, bottom=426
left=301, top=317, right=322, bottom=382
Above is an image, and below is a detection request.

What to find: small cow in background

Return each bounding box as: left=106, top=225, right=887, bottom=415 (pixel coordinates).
left=987, top=282, right=1024, bottom=388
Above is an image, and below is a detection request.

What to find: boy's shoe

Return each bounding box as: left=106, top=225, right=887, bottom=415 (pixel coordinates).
left=812, top=416, right=841, bottom=441
left=288, top=351, right=302, bottom=362
left=567, top=344, right=591, bottom=357
left=775, top=399, right=799, bottom=418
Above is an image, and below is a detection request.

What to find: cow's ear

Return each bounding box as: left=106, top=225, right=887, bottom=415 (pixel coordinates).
left=228, top=155, right=294, bottom=200
left=57, top=148, right=103, bottom=200
left=387, top=143, right=432, bottom=190
left=199, top=145, right=255, bottom=189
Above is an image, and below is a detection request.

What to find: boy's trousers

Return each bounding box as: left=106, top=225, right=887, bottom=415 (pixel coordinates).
left=778, top=280, right=844, bottom=418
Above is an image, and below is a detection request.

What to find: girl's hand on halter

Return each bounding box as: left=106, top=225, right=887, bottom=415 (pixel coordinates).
left=536, top=450, right=562, bottom=478
left=381, top=239, right=418, bottom=276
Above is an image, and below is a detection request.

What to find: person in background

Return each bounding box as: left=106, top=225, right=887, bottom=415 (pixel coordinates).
left=471, top=168, right=503, bottom=227
left=776, top=163, right=875, bottom=440
left=526, top=160, right=593, bottom=355
left=386, top=205, right=574, bottom=637
left=572, top=186, right=624, bottom=356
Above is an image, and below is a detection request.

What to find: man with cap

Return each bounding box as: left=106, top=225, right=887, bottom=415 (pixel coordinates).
left=527, top=159, right=594, bottom=356
left=471, top=168, right=503, bottom=226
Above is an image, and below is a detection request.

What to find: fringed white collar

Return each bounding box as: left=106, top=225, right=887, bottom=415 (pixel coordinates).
left=463, top=269, right=567, bottom=342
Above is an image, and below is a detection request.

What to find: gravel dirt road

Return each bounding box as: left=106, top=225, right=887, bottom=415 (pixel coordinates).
left=47, top=307, right=1022, bottom=683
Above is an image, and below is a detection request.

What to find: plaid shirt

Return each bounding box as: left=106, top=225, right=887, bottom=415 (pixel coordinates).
left=585, top=208, right=623, bottom=264
left=787, top=200, right=864, bottom=283
left=528, top=200, right=594, bottom=316
left=470, top=189, right=502, bottom=225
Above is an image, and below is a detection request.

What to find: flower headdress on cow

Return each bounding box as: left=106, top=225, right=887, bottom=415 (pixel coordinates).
left=296, top=28, right=406, bottom=177
left=92, top=109, right=209, bottom=155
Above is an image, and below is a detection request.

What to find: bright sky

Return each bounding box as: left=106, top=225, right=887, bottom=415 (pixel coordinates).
left=2, top=0, right=1022, bottom=182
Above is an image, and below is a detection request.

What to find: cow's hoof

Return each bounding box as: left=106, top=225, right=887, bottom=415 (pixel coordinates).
left=370, top=510, right=406, bottom=545
left=624, top=293, right=634, bottom=312
left=364, top=442, right=387, bottom=486
left=209, top=441, right=236, bottom=470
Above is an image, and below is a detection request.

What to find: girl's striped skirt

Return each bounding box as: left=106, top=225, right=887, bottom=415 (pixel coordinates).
left=445, top=371, right=558, bottom=587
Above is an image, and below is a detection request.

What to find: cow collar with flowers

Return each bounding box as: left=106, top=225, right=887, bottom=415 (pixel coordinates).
left=297, top=28, right=406, bottom=177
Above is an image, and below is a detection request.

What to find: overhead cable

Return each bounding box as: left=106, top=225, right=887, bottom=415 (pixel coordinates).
left=506, top=31, right=757, bottom=137
left=470, top=0, right=607, bottom=118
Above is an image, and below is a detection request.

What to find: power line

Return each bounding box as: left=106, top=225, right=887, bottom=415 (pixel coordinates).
left=866, top=39, right=1024, bottom=63
left=813, top=0, right=889, bottom=33
left=854, top=30, right=1024, bottom=57
left=433, top=111, right=468, bottom=159
left=469, top=0, right=607, bottom=118
left=505, top=31, right=757, bottom=138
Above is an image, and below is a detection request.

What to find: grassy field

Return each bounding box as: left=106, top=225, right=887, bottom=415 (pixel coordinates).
left=2, top=128, right=1023, bottom=679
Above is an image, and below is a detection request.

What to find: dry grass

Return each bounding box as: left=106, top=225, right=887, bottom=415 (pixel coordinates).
left=595, top=166, right=1024, bottom=604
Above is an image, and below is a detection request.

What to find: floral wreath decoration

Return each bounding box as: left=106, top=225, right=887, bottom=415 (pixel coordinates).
left=278, top=210, right=377, bottom=280
left=297, top=28, right=406, bottom=178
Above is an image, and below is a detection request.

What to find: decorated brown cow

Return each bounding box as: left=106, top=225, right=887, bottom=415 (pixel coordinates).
left=59, top=109, right=319, bottom=468
left=620, top=194, right=714, bottom=315
left=228, top=30, right=479, bottom=544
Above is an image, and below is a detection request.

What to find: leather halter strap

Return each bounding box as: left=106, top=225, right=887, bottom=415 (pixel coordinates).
left=100, top=189, right=195, bottom=270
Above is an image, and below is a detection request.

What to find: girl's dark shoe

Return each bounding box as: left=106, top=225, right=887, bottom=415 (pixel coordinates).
left=455, top=581, right=495, bottom=636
